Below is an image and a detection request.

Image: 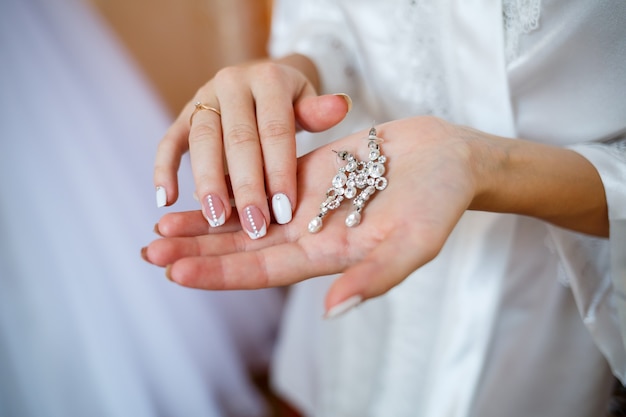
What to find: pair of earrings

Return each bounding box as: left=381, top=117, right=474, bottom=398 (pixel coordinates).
left=308, top=127, right=388, bottom=233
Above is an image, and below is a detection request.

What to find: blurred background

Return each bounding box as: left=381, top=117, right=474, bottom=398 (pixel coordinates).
left=0, top=1, right=283, bottom=416
left=3, top=2, right=622, bottom=416
left=90, top=0, right=272, bottom=115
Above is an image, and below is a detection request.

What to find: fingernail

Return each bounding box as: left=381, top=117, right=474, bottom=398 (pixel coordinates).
left=165, top=264, right=173, bottom=282
left=153, top=223, right=163, bottom=236
left=140, top=247, right=149, bottom=263
left=156, top=186, right=167, bottom=208
left=242, top=205, right=267, bottom=239
left=324, top=295, right=363, bottom=319
left=272, top=193, right=293, bottom=225
left=202, top=194, right=226, bottom=227
left=333, top=93, right=353, bottom=113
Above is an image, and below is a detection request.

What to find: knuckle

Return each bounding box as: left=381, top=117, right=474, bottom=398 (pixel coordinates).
left=157, top=135, right=184, bottom=155
left=214, top=66, right=245, bottom=86
left=259, top=119, right=292, bottom=143
left=189, top=124, right=220, bottom=146
left=195, top=82, right=214, bottom=98
left=232, top=179, right=265, bottom=206
left=232, top=178, right=258, bottom=197
left=231, top=231, right=248, bottom=253
left=194, top=173, right=214, bottom=190
left=153, top=164, right=171, bottom=180
left=265, top=166, right=291, bottom=185
left=225, top=123, right=258, bottom=147
left=254, top=62, right=285, bottom=81
left=156, top=138, right=172, bottom=154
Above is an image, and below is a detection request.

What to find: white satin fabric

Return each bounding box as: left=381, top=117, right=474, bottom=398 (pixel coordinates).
left=0, top=1, right=283, bottom=416
left=269, top=1, right=626, bottom=416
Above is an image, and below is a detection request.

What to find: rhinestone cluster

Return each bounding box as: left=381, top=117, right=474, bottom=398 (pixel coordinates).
left=308, top=127, right=388, bottom=233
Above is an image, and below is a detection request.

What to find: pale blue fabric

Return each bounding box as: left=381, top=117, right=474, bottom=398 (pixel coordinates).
left=0, top=1, right=283, bottom=416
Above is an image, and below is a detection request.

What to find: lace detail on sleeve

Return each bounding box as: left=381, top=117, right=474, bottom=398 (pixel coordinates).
left=387, top=0, right=449, bottom=118
left=503, top=0, right=542, bottom=63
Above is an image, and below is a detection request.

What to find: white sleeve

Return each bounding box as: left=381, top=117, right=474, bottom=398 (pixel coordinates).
left=268, top=0, right=360, bottom=97
left=547, top=136, right=626, bottom=382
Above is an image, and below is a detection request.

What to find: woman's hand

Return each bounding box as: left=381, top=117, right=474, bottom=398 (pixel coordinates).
left=146, top=117, right=479, bottom=315
left=153, top=54, right=352, bottom=239
left=145, top=115, right=608, bottom=316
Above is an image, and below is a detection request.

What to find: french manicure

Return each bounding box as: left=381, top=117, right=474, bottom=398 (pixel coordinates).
left=202, top=194, right=226, bottom=227
left=324, top=295, right=363, bottom=319
left=272, top=193, right=293, bottom=225
left=333, top=93, right=353, bottom=113
left=156, top=186, right=167, bottom=208
left=242, top=205, right=267, bottom=240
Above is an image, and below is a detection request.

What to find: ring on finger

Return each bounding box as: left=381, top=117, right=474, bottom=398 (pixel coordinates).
left=190, top=101, right=221, bottom=126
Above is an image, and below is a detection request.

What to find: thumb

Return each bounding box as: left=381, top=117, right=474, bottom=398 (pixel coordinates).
left=295, top=93, right=352, bottom=132
left=323, top=228, right=440, bottom=319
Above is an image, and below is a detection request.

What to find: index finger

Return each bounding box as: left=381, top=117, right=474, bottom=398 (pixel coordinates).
left=153, top=103, right=194, bottom=207
left=166, top=240, right=330, bottom=290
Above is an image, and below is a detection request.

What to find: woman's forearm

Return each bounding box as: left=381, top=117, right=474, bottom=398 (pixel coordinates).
left=468, top=131, right=609, bottom=237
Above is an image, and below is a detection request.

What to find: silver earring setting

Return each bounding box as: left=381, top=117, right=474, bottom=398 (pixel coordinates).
left=308, top=127, right=388, bottom=233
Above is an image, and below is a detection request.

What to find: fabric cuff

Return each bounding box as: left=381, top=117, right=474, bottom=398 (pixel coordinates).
left=547, top=142, right=626, bottom=382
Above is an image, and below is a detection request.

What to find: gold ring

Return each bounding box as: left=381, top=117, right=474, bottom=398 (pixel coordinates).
left=189, top=101, right=221, bottom=126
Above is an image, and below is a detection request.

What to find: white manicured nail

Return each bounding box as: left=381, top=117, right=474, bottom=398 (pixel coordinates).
left=272, top=193, right=293, bottom=225
left=156, top=186, right=167, bottom=208
left=333, top=93, right=353, bottom=113
left=324, top=295, right=363, bottom=319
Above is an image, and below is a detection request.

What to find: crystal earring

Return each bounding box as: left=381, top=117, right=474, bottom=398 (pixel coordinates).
left=308, top=127, right=388, bottom=233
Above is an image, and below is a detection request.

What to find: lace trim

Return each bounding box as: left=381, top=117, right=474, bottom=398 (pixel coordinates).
left=503, top=0, right=542, bottom=63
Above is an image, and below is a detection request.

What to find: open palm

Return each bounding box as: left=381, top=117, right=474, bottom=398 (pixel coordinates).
left=145, top=117, right=478, bottom=311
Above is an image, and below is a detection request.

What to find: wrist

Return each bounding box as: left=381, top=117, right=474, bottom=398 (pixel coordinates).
left=463, top=128, right=510, bottom=213
left=465, top=131, right=608, bottom=236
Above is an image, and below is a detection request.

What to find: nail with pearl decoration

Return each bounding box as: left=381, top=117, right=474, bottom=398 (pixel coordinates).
left=308, top=127, right=388, bottom=234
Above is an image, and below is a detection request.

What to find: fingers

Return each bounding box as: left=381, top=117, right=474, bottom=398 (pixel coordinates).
left=154, top=112, right=191, bottom=207
left=188, top=100, right=232, bottom=228
left=167, top=240, right=327, bottom=290
left=155, top=210, right=242, bottom=238
left=214, top=68, right=272, bottom=239
left=323, top=224, right=446, bottom=318
left=155, top=211, right=207, bottom=237
left=147, top=233, right=243, bottom=267
left=145, top=221, right=321, bottom=289
left=295, top=93, right=353, bottom=132
left=253, top=66, right=301, bottom=226
left=148, top=115, right=474, bottom=320
left=154, top=58, right=352, bottom=240
left=194, top=68, right=351, bottom=237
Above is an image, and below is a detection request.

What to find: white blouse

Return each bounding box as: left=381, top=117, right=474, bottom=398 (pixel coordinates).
left=269, top=1, right=626, bottom=416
